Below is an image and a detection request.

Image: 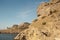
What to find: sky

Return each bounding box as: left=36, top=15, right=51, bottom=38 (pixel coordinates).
left=0, top=0, right=49, bottom=29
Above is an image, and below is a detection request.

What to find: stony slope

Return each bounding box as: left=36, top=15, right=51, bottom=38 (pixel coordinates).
left=16, top=0, right=60, bottom=40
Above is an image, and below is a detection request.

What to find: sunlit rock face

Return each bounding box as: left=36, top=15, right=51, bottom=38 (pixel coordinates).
left=50, top=0, right=60, bottom=3
left=17, top=0, right=60, bottom=40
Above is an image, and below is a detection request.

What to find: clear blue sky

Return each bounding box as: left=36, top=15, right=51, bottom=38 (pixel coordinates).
left=0, top=0, right=49, bottom=29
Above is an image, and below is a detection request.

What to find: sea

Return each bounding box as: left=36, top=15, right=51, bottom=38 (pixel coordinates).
left=0, top=33, right=18, bottom=40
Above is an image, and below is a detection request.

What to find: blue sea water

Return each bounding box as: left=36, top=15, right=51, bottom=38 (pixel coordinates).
left=0, top=34, right=17, bottom=40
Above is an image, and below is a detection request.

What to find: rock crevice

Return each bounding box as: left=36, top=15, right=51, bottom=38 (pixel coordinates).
left=14, top=0, right=60, bottom=40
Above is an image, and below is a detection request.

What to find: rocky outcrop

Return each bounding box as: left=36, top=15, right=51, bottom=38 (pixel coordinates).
left=15, top=0, right=60, bottom=40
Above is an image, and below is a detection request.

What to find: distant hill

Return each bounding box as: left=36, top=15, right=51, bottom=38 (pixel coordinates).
left=0, top=22, right=30, bottom=34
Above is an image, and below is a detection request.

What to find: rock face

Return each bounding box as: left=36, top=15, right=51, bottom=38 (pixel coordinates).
left=16, top=0, right=60, bottom=40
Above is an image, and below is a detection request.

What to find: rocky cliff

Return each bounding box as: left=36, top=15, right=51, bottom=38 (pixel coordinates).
left=15, top=0, right=60, bottom=40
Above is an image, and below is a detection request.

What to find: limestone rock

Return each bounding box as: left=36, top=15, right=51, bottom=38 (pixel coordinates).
left=50, top=0, right=60, bottom=3
left=15, top=0, right=60, bottom=40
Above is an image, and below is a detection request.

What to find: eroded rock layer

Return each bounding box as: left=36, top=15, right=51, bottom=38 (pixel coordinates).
left=15, top=0, right=60, bottom=40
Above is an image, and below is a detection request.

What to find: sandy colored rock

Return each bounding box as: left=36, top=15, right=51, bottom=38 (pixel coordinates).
left=50, top=0, right=60, bottom=3
left=15, top=0, right=60, bottom=40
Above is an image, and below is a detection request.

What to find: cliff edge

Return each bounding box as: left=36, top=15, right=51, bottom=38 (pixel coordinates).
left=15, top=0, right=60, bottom=40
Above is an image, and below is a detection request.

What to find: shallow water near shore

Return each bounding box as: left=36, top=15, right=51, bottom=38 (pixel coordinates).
left=0, top=33, right=18, bottom=40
